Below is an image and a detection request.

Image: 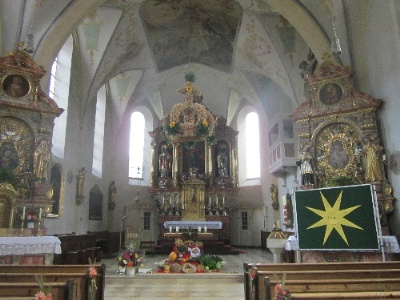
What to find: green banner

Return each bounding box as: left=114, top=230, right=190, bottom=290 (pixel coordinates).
left=295, top=184, right=379, bottom=250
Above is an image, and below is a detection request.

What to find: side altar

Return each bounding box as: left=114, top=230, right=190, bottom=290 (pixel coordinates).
left=148, top=75, right=239, bottom=244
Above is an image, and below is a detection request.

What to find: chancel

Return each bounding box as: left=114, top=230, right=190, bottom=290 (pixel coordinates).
left=1, top=1, right=400, bottom=299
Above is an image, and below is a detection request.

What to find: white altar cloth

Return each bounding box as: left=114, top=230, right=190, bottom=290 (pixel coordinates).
left=164, top=221, right=222, bottom=229
left=285, top=235, right=400, bottom=253
left=0, top=236, right=62, bottom=256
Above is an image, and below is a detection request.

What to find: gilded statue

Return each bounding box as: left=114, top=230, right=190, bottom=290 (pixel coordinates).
left=76, top=167, right=86, bottom=199
left=363, top=137, right=383, bottom=182
left=34, top=139, right=51, bottom=181
left=270, top=183, right=279, bottom=210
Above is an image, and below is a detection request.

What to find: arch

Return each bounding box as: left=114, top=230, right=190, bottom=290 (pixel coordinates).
left=268, top=0, right=331, bottom=61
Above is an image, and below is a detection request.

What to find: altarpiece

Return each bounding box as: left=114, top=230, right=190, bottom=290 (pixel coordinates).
left=0, top=45, right=63, bottom=233
left=291, top=53, right=395, bottom=235
left=148, top=78, right=239, bottom=241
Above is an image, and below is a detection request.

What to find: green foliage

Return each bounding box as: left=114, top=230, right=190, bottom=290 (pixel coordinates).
left=207, top=135, right=217, bottom=145
left=164, top=121, right=181, bottom=136
left=197, top=120, right=210, bottom=136
left=199, top=254, right=223, bottom=270
left=323, top=175, right=356, bottom=187
left=185, top=71, right=196, bottom=83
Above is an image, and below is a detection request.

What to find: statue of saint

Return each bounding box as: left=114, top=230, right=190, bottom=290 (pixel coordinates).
left=270, top=184, right=279, bottom=210
left=364, top=138, right=383, bottom=182
left=34, top=139, right=51, bottom=181
left=216, top=145, right=228, bottom=177
left=159, top=145, right=172, bottom=177
left=296, top=143, right=315, bottom=187
left=76, top=167, right=86, bottom=198
left=108, top=181, right=117, bottom=210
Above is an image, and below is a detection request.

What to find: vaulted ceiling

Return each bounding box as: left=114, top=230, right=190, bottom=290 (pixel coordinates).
left=0, top=0, right=369, bottom=125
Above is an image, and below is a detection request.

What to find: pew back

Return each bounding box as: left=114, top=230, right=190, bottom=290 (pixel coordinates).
left=244, top=262, right=400, bottom=300
left=0, top=264, right=105, bottom=300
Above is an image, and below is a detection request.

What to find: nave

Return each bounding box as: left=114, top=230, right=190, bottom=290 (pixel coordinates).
left=103, top=248, right=273, bottom=299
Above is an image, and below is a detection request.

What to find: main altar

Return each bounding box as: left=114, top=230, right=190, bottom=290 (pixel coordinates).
left=148, top=74, right=239, bottom=245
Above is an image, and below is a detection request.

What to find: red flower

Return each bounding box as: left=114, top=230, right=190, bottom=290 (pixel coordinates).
left=89, top=267, right=97, bottom=277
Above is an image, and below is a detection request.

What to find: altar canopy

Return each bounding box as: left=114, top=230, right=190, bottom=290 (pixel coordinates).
left=295, top=184, right=380, bottom=251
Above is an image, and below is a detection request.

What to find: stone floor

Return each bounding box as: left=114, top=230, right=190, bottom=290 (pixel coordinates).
left=104, top=247, right=274, bottom=299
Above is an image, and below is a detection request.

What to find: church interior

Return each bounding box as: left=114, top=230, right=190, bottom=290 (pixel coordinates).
left=2, top=0, right=400, bottom=299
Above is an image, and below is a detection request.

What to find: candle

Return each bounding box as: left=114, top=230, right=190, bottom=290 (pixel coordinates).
left=21, top=206, right=26, bottom=220
left=198, top=226, right=201, bottom=233
left=176, top=226, right=179, bottom=232
left=282, top=195, right=287, bottom=206
left=169, top=226, right=172, bottom=233
left=204, top=226, right=207, bottom=233
left=39, top=208, right=42, bottom=220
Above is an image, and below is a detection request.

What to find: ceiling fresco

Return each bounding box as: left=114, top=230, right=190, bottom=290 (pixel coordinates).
left=141, top=0, right=242, bottom=72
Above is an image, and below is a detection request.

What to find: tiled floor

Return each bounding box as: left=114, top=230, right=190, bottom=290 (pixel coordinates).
left=104, top=247, right=274, bottom=299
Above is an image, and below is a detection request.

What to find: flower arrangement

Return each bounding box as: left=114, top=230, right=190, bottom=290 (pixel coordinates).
left=34, top=275, right=52, bottom=300
left=26, top=210, right=39, bottom=221
left=164, top=121, right=181, bottom=136
left=117, top=249, right=143, bottom=268
left=197, top=120, right=210, bottom=136
left=88, top=265, right=97, bottom=300
left=274, top=273, right=292, bottom=300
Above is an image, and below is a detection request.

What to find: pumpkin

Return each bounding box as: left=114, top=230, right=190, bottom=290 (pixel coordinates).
left=168, top=251, right=178, bottom=261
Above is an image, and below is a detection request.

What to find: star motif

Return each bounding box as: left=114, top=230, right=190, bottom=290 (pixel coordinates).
left=306, top=191, right=363, bottom=245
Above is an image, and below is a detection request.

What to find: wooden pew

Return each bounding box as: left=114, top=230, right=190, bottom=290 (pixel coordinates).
left=0, top=264, right=105, bottom=300
left=244, top=262, right=400, bottom=300
left=0, top=279, right=74, bottom=300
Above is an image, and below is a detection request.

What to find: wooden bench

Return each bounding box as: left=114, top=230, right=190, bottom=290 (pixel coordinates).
left=244, top=262, right=400, bottom=300
left=0, top=280, right=74, bottom=300
left=0, top=264, right=105, bottom=300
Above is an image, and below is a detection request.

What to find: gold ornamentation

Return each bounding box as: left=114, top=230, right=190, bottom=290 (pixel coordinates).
left=315, top=123, right=361, bottom=186
left=0, top=117, right=34, bottom=174
left=162, top=82, right=215, bottom=142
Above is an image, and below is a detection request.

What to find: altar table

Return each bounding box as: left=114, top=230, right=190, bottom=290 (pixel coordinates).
left=0, top=236, right=61, bottom=265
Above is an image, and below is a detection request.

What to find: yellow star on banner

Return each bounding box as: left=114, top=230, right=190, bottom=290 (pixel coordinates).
left=306, top=191, right=363, bottom=245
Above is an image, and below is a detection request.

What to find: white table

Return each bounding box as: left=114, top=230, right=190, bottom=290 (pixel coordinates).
left=0, top=236, right=61, bottom=265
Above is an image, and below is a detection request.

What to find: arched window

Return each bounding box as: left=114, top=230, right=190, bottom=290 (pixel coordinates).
left=51, top=35, right=73, bottom=159
left=129, top=112, right=145, bottom=179
left=246, top=112, right=260, bottom=179
left=92, top=85, right=106, bottom=178
left=237, top=107, right=261, bottom=186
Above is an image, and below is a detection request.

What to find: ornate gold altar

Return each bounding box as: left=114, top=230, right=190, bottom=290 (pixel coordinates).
left=291, top=53, right=395, bottom=234
left=148, top=75, right=238, bottom=240
left=0, top=44, right=63, bottom=231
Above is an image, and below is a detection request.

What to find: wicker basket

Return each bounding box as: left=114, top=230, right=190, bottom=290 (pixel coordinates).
left=170, top=263, right=182, bottom=273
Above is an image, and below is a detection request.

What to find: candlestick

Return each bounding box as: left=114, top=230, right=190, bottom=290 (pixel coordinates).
left=21, top=206, right=26, bottom=221
left=39, top=208, right=42, bottom=220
